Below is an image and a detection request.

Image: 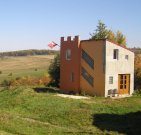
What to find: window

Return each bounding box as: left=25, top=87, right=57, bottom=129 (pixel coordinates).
left=125, top=55, right=129, bottom=60
left=109, top=76, right=113, bottom=84
left=82, top=49, right=94, bottom=69
left=81, top=67, right=93, bottom=86
left=70, top=72, right=74, bottom=82
left=113, top=49, right=119, bottom=59
left=66, top=49, right=71, bottom=60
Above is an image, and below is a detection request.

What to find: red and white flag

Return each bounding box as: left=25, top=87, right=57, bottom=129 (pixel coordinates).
left=48, top=41, right=58, bottom=49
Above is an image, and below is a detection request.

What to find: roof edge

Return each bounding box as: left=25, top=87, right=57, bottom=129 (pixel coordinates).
left=106, top=40, right=134, bottom=53
left=80, top=39, right=134, bottom=53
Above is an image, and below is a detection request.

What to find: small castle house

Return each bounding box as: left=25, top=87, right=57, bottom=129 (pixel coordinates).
left=60, top=36, right=134, bottom=97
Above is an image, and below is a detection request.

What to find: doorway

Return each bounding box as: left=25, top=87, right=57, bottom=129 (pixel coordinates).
left=118, top=74, right=130, bottom=94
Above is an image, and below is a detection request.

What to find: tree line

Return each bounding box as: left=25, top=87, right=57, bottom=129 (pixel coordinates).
left=0, top=49, right=59, bottom=57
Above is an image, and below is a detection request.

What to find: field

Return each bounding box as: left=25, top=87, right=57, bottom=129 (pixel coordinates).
left=0, top=55, right=54, bottom=83
left=0, top=87, right=141, bottom=135
left=0, top=55, right=141, bottom=135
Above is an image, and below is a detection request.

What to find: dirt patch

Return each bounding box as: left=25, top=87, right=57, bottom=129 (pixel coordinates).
left=56, top=94, right=90, bottom=99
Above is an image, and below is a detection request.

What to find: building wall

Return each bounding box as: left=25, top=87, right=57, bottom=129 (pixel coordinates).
left=105, top=41, right=134, bottom=97
left=80, top=40, right=106, bottom=96
left=60, top=36, right=81, bottom=93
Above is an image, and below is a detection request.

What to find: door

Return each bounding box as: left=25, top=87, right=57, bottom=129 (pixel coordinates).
left=118, top=74, right=130, bottom=94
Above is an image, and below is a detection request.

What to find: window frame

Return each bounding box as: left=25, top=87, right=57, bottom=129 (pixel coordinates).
left=70, top=72, right=74, bottom=82
left=66, top=49, right=71, bottom=60
left=125, top=55, right=129, bottom=60
left=109, top=76, right=113, bottom=84
left=82, top=49, right=94, bottom=69
left=113, top=49, right=119, bottom=60
left=81, top=67, right=94, bottom=86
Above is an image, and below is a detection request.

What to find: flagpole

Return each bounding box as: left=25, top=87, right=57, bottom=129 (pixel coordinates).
left=57, top=44, right=60, bottom=47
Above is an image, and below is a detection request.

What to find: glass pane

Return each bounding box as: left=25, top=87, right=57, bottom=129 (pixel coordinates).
left=109, top=76, right=113, bottom=84
left=66, top=49, right=71, bottom=60
left=120, top=85, right=123, bottom=89
left=120, top=80, right=123, bottom=84
left=120, top=75, right=123, bottom=79
left=124, top=85, right=126, bottom=89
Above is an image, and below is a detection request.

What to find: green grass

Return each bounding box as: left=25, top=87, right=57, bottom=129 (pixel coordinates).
left=0, top=87, right=141, bottom=135
left=0, top=55, right=54, bottom=83
left=0, top=55, right=141, bottom=134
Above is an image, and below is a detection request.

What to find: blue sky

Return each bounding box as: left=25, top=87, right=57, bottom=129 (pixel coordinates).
left=0, top=0, right=141, bottom=51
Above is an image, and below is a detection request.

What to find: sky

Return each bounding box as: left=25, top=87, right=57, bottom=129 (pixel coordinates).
left=0, top=0, right=141, bottom=52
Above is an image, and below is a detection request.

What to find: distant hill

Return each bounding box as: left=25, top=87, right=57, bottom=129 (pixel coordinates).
left=130, top=47, right=141, bottom=54
left=0, top=47, right=140, bottom=57
left=0, top=49, right=59, bottom=57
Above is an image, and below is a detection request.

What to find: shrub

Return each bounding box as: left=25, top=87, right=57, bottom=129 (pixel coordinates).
left=1, top=75, right=51, bottom=87
left=35, top=68, right=38, bottom=71
left=1, top=79, right=11, bottom=87
left=48, top=54, right=60, bottom=87
left=0, top=71, right=2, bottom=74
left=133, top=90, right=141, bottom=96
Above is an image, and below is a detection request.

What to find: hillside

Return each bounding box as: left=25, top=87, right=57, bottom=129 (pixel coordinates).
left=0, top=87, right=141, bottom=135
left=0, top=55, right=54, bottom=84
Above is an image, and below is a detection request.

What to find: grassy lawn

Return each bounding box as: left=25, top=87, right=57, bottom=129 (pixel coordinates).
left=0, top=55, right=54, bottom=83
left=0, top=87, right=141, bottom=135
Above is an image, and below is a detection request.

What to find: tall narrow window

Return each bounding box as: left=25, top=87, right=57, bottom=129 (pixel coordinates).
left=81, top=67, right=94, bottom=86
left=70, top=72, right=74, bottom=82
left=66, top=49, right=71, bottom=60
left=113, top=49, right=119, bottom=59
left=82, top=49, right=94, bottom=69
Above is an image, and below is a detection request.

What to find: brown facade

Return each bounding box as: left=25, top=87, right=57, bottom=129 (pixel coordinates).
left=60, top=36, right=106, bottom=96
left=80, top=40, right=105, bottom=96
left=60, top=36, right=81, bottom=93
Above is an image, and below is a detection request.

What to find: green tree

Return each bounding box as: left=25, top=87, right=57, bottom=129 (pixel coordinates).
left=90, top=20, right=108, bottom=40
left=48, top=54, right=60, bottom=87
left=107, top=30, right=116, bottom=42
left=134, top=54, right=141, bottom=90
left=90, top=20, right=127, bottom=46
left=116, top=31, right=127, bottom=47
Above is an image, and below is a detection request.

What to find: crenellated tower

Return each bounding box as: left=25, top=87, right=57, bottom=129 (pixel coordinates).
left=60, top=36, right=81, bottom=93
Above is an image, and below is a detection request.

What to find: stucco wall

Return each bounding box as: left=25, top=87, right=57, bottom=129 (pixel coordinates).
left=80, top=40, right=105, bottom=96
left=105, top=41, right=134, bottom=97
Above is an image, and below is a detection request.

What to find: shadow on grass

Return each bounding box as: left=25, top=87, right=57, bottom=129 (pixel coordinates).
left=93, top=111, right=141, bottom=135
left=33, top=87, right=80, bottom=96
left=33, top=87, right=60, bottom=93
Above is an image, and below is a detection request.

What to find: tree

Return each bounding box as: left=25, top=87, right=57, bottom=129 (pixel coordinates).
left=90, top=20, right=127, bottom=46
left=116, top=31, right=127, bottom=47
left=107, top=30, right=116, bottom=42
left=90, top=20, right=108, bottom=40
left=48, top=54, right=60, bottom=87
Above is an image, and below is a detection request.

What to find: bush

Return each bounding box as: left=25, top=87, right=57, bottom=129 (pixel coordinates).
left=1, top=75, right=51, bottom=87
left=34, top=68, right=38, bottom=71
left=133, top=90, right=141, bottom=96
left=134, top=55, right=141, bottom=90
left=1, top=79, right=11, bottom=87
left=0, top=71, right=2, bottom=74
left=48, top=54, right=60, bottom=87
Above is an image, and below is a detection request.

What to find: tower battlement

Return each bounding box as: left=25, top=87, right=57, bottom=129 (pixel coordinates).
left=61, top=36, right=79, bottom=43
